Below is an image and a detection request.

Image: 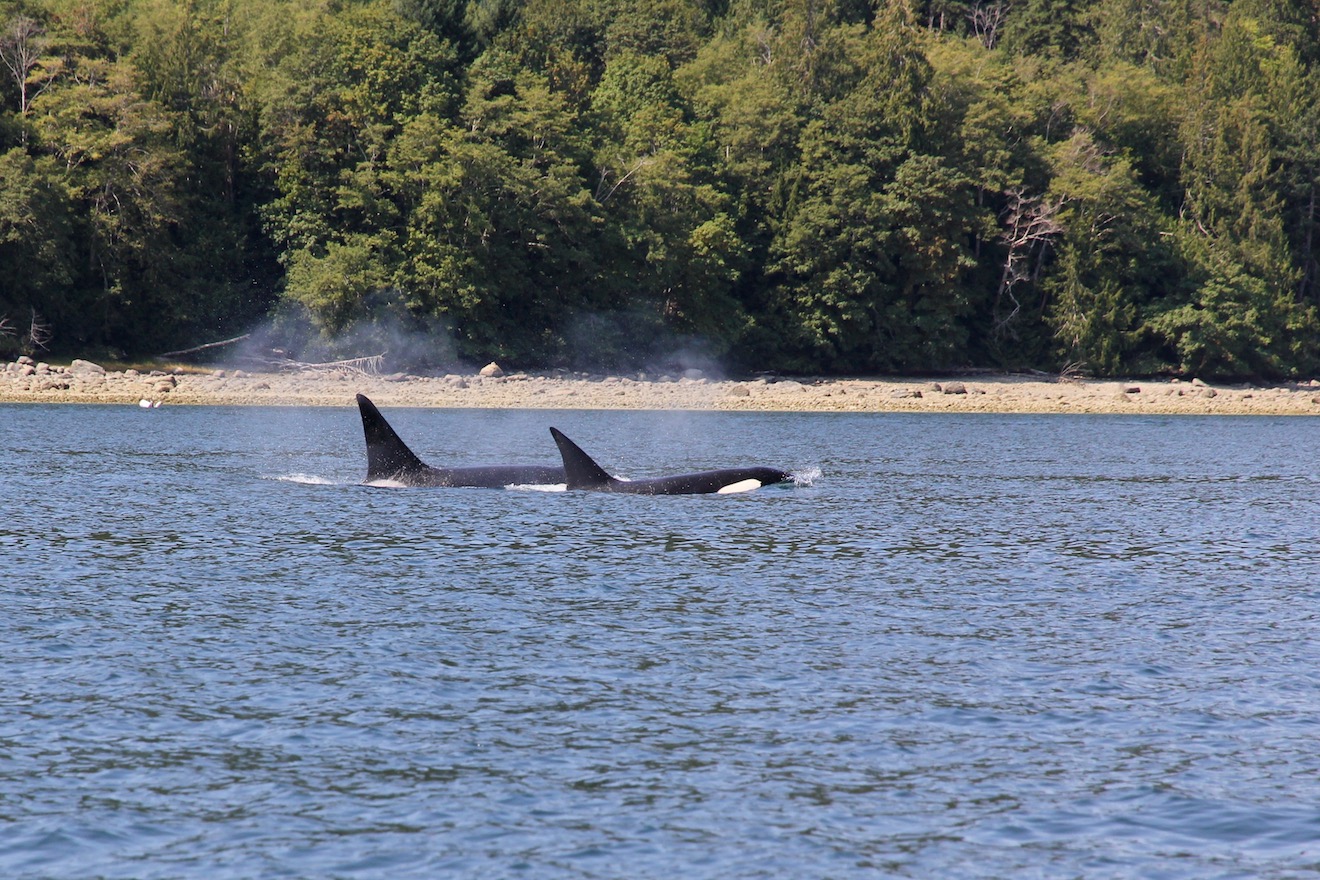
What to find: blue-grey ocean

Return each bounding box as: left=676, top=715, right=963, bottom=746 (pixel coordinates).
left=3, top=403, right=1319, bottom=879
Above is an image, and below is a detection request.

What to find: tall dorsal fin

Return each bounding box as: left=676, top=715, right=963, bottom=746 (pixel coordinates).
left=549, top=427, right=619, bottom=490
left=357, top=394, right=429, bottom=480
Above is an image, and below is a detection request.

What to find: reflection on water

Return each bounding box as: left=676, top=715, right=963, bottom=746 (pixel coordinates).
left=2, top=405, right=1319, bottom=878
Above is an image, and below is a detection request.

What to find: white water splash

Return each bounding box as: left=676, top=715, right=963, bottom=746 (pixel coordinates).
left=276, top=473, right=340, bottom=485
left=792, top=467, right=821, bottom=488
left=508, top=483, right=568, bottom=492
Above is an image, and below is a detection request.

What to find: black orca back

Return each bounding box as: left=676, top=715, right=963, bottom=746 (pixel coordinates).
left=549, top=426, right=792, bottom=495
left=358, top=394, right=565, bottom=487
left=358, top=393, right=429, bottom=481
left=549, top=427, right=620, bottom=490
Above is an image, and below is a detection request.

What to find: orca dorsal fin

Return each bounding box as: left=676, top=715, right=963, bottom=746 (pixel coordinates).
left=549, top=427, right=619, bottom=490
left=357, top=394, right=430, bottom=480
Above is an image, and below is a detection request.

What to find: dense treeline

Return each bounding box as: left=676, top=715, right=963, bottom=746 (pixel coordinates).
left=1, top=0, right=1318, bottom=377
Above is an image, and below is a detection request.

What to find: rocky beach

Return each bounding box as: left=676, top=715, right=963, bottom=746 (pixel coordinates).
left=3, top=356, right=1320, bottom=415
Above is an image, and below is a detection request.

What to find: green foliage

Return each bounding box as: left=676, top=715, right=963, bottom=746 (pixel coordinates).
left=393, top=58, right=603, bottom=364
left=395, top=0, right=471, bottom=46
left=284, top=235, right=393, bottom=334
left=1084, top=0, right=1199, bottom=71
left=766, top=11, right=987, bottom=371
left=591, top=47, right=753, bottom=361
left=31, top=52, right=195, bottom=348
left=999, top=0, right=1090, bottom=59
left=602, top=0, right=709, bottom=64
left=1, top=0, right=1319, bottom=378
left=0, top=147, right=74, bottom=353
left=1147, top=230, right=1318, bottom=378
left=1043, top=131, right=1174, bottom=373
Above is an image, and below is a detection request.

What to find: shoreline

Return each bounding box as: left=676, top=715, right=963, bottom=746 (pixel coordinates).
left=2, top=357, right=1319, bottom=415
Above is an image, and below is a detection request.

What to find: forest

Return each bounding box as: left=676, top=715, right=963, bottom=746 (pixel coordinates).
left=1, top=0, right=1318, bottom=378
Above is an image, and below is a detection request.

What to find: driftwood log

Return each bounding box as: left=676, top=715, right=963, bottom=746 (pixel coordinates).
left=158, top=334, right=251, bottom=359
left=160, top=335, right=384, bottom=377
left=282, top=355, right=385, bottom=375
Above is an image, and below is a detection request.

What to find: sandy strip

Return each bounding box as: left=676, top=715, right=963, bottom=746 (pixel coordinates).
left=3, top=358, right=1320, bottom=415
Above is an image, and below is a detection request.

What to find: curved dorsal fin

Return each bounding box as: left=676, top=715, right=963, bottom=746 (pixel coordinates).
left=357, top=394, right=429, bottom=480
left=549, top=427, right=618, bottom=490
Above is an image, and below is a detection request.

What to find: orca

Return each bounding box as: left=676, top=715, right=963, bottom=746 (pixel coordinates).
left=357, top=394, right=564, bottom=488
left=549, top=426, right=792, bottom=495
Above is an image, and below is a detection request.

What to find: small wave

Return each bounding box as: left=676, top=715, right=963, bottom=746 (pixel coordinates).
left=276, top=473, right=340, bottom=485
left=363, top=478, right=409, bottom=488
left=508, top=483, right=567, bottom=492
left=792, top=467, right=822, bottom=487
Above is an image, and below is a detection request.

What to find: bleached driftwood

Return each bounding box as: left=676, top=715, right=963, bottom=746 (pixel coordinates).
left=159, top=333, right=251, bottom=359
left=282, top=354, right=385, bottom=376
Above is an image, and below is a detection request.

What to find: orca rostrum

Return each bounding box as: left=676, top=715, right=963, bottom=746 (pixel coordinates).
left=357, top=394, right=564, bottom=488
left=549, top=426, right=792, bottom=495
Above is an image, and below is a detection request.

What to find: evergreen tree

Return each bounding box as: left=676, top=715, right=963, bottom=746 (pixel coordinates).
left=999, top=0, right=1090, bottom=59
left=769, top=1, right=982, bottom=370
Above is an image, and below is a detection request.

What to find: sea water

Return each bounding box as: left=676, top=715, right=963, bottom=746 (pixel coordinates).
left=2, top=404, right=1319, bottom=878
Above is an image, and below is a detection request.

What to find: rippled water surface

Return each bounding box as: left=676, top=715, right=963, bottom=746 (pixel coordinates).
left=3, top=404, right=1320, bottom=878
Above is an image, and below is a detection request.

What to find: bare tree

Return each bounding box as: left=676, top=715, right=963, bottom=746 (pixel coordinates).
left=26, top=309, right=52, bottom=352
left=993, top=187, right=1064, bottom=339
left=969, top=1, right=1009, bottom=49
left=0, top=15, right=55, bottom=144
